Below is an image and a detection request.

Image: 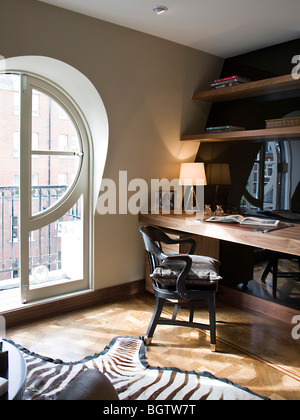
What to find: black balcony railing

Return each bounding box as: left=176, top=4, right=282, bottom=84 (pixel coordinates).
left=0, top=185, right=81, bottom=286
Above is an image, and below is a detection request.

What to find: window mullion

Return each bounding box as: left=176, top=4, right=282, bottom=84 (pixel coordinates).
left=258, top=143, right=266, bottom=210
left=19, top=74, right=32, bottom=303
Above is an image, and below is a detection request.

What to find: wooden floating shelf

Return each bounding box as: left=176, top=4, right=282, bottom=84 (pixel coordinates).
left=193, top=74, right=300, bottom=103
left=181, top=126, right=300, bottom=143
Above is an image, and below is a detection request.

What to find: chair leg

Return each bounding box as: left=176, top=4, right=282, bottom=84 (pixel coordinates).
left=144, top=296, right=165, bottom=345
left=189, top=304, right=194, bottom=323
left=172, top=304, right=179, bottom=321
left=261, top=260, right=273, bottom=283
left=262, top=253, right=278, bottom=298
left=208, top=294, right=216, bottom=352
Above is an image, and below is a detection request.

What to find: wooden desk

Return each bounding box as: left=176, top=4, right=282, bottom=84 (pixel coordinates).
left=138, top=212, right=300, bottom=256
left=138, top=212, right=300, bottom=323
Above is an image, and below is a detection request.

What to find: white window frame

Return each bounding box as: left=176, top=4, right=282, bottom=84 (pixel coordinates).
left=15, top=72, right=92, bottom=304
left=2, top=55, right=110, bottom=310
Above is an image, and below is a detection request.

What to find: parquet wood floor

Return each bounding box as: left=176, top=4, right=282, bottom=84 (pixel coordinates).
left=5, top=292, right=300, bottom=400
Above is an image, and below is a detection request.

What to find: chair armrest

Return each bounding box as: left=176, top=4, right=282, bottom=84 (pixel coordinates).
left=163, top=254, right=192, bottom=299
left=176, top=238, right=196, bottom=255
left=161, top=237, right=196, bottom=255
left=149, top=227, right=196, bottom=255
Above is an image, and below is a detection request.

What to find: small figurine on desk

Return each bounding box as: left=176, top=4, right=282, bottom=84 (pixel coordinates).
left=204, top=205, right=213, bottom=216
left=215, top=205, right=225, bottom=216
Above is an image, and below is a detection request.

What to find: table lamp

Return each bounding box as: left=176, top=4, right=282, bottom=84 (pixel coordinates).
left=206, top=163, right=231, bottom=209
left=179, top=163, right=207, bottom=213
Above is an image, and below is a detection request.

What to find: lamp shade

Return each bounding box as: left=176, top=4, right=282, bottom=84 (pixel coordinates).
left=206, top=163, right=231, bottom=185
left=179, top=163, right=207, bottom=186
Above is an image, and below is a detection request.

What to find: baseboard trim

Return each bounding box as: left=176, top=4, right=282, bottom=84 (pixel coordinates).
left=4, top=280, right=295, bottom=328
left=1, top=279, right=145, bottom=328
left=218, top=285, right=298, bottom=324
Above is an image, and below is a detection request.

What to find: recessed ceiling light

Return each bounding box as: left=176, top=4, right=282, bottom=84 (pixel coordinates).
left=153, top=6, right=168, bottom=15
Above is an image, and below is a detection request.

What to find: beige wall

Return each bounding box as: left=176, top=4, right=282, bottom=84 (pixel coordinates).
left=1, top=0, right=223, bottom=290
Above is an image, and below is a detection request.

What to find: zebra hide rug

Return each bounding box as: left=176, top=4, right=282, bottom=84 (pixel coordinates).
left=7, top=336, right=267, bottom=400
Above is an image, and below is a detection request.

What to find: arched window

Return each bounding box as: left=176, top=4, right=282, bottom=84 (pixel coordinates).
left=0, top=69, right=97, bottom=305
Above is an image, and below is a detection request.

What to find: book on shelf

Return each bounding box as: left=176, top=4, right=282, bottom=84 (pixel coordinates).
left=210, top=75, right=250, bottom=90
left=213, top=75, right=250, bottom=84
left=266, top=116, right=300, bottom=129
left=210, top=82, right=240, bottom=90
left=205, top=214, right=280, bottom=227
left=204, top=125, right=245, bottom=133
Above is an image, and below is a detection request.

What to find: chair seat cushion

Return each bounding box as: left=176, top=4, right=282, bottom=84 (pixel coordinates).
left=151, top=255, right=222, bottom=287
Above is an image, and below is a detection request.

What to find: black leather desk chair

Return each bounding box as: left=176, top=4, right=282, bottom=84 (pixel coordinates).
left=261, top=182, right=300, bottom=299
left=261, top=251, right=300, bottom=299
left=261, top=183, right=300, bottom=299
left=139, top=225, right=222, bottom=352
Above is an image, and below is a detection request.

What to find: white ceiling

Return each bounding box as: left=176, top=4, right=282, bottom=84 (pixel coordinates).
left=38, top=0, right=300, bottom=58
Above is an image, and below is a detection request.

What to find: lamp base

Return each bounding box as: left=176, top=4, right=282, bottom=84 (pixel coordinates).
left=183, top=186, right=203, bottom=214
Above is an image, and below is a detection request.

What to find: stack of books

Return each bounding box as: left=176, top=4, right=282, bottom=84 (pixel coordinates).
left=204, top=125, right=245, bottom=133
left=210, top=75, right=250, bottom=90
left=265, top=116, right=300, bottom=129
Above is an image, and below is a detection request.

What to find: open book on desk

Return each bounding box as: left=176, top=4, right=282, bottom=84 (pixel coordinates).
left=205, top=214, right=280, bottom=227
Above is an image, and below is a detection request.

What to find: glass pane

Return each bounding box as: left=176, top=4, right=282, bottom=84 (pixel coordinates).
left=245, top=149, right=260, bottom=203
left=263, top=142, right=278, bottom=209
left=0, top=74, right=21, bottom=288
left=243, top=142, right=280, bottom=211
left=246, top=162, right=259, bottom=199
left=31, top=89, right=81, bottom=153
left=29, top=196, right=83, bottom=290
left=31, top=154, right=80, bottom=215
